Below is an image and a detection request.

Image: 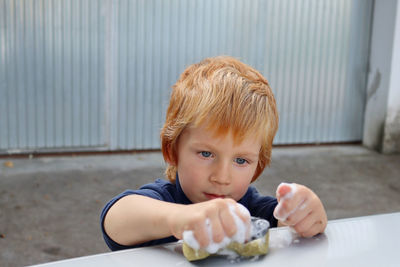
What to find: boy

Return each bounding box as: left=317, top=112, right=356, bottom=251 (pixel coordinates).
left=101, top=56, right=327, bottom=251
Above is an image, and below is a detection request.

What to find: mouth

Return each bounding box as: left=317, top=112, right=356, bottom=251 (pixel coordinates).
left=204, top=193, right=226, bottom=200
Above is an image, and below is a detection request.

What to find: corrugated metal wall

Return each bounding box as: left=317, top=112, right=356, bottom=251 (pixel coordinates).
left=0, top=0, right=107, bottom=151
left=0, top=0, right=373, bottom=153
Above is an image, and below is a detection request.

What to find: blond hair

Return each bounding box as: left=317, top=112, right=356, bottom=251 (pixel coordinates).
left=160, top=56, right=278, bottom=183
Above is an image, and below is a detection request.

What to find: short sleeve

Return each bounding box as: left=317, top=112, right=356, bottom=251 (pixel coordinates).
left=100, top=179, right=178, bottom=251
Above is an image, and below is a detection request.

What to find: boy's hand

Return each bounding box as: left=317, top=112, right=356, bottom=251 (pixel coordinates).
left=273, top=183, right=327, bottom=237
left=168, top=198, right=250, bottom=248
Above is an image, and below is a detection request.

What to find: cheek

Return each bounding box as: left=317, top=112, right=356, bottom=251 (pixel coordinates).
left=234, top=166, right=257, bottom=190
left=231, top=180, right=252, bottom=201
left=179, top=153, right=210, bottom=174
left=178, top=164, right=207, bottom=203
left=236, top=176, right=252, bottom=190
left=236, top=164, right=257, bottom=178
left=177, top=157, right=205, bottom=186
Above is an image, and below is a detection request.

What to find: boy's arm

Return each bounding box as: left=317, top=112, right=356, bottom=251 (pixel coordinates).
left=273, top=183, right=327, bottom=237
left=103, top=195, right=248, bottom=247
left=103, top=194, right=181, bottom=246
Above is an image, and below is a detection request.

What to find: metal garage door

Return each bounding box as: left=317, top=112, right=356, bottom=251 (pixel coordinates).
left=0, top=0, right=373, bottom=153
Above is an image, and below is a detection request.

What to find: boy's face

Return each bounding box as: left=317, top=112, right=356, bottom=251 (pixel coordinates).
left=175, top=125, right=261, bottom=203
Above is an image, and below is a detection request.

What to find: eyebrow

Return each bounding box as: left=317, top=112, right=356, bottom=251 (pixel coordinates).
left=190, top=142, right=215, bottom=150
left=190, top=142, right=259, bottom=159
left=239, top=152, right=259, bottom=158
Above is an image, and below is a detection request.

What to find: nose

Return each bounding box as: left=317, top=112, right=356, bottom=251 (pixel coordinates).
left=210, top=159, right=231, bottom=185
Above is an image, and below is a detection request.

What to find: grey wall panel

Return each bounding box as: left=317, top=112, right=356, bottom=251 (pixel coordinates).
left=0, top=0, right=373, bottom=152
left=0, top=0, right=107, bottom=152
left=265, top=0, right=373, bottom=144
left=107, top=0, right=373, bottom=149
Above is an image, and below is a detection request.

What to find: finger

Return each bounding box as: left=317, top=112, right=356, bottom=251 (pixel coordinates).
left=292, top=208, right=327, bottom=237
left=284, top=199, right=311, bottom=226
left=297, top=219, right=326, bottom=238
left=292, top=210, right=315, bottom=235
left=274, top=196, right=306, bottom=222
left=234, top=204, right=251, bottom=239
left=234, top=204, right=251, bottom=223
left=193, top=219, right=210, bottom=248
left=209, top=213, right=225, bottom=243
left=219, top=205, right=236, bottom=237
left=276, top=183, right=293, bottom=201
left=274, top=185, right=308, bottom=222
left=289, top=193, right=327, bottom=227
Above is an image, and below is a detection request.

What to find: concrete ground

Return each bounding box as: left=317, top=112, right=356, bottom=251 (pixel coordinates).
left=0, top=145, right=399, bottom=267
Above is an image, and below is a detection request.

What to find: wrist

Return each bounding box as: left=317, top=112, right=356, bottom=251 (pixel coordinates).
left=166, top=203, right=186, bottom=239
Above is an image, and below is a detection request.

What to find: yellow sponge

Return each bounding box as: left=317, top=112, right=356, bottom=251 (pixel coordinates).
left=182, top=229, right=269, bottom=261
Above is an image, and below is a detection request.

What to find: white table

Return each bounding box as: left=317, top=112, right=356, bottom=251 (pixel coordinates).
left=31, top=212, right=400, bottom=267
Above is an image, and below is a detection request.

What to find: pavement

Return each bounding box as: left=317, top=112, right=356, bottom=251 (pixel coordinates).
left=0, top=145, right=399, bottom=267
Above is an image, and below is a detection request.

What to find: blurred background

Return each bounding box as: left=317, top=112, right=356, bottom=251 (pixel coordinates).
left=1, top=0, right=399, bottom=266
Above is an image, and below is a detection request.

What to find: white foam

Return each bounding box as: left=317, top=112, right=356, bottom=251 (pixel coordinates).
left=275, top=183, right=299, bottom=222
left=269, top=228, right=297, bottom=248
left=182, top=203, right=251, bottom=254
left=277, top=182, right=297, bottom=200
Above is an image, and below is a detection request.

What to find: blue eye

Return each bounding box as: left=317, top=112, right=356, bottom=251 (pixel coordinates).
left=201, top=151, right=212, bottom=158
left=235, top=158, right=247, bottom=165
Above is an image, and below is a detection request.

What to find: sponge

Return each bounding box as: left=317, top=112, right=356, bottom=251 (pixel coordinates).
left=182, top=216, right=270, bottom=261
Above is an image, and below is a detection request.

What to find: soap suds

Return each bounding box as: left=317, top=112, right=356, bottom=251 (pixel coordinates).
left=269, top=228, right=297, bottom=248
left=277, top=182, right=297, bottom=200
left=275, top=183, right=307, bottom=222
left=183, top=203, right=251, bottom=254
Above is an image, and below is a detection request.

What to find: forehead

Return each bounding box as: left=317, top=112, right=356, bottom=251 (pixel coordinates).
left=181, top=124, right=262, bottom=150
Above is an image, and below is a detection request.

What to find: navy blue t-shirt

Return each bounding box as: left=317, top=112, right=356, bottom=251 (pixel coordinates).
left=100, top=177, right=278, bottom=251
